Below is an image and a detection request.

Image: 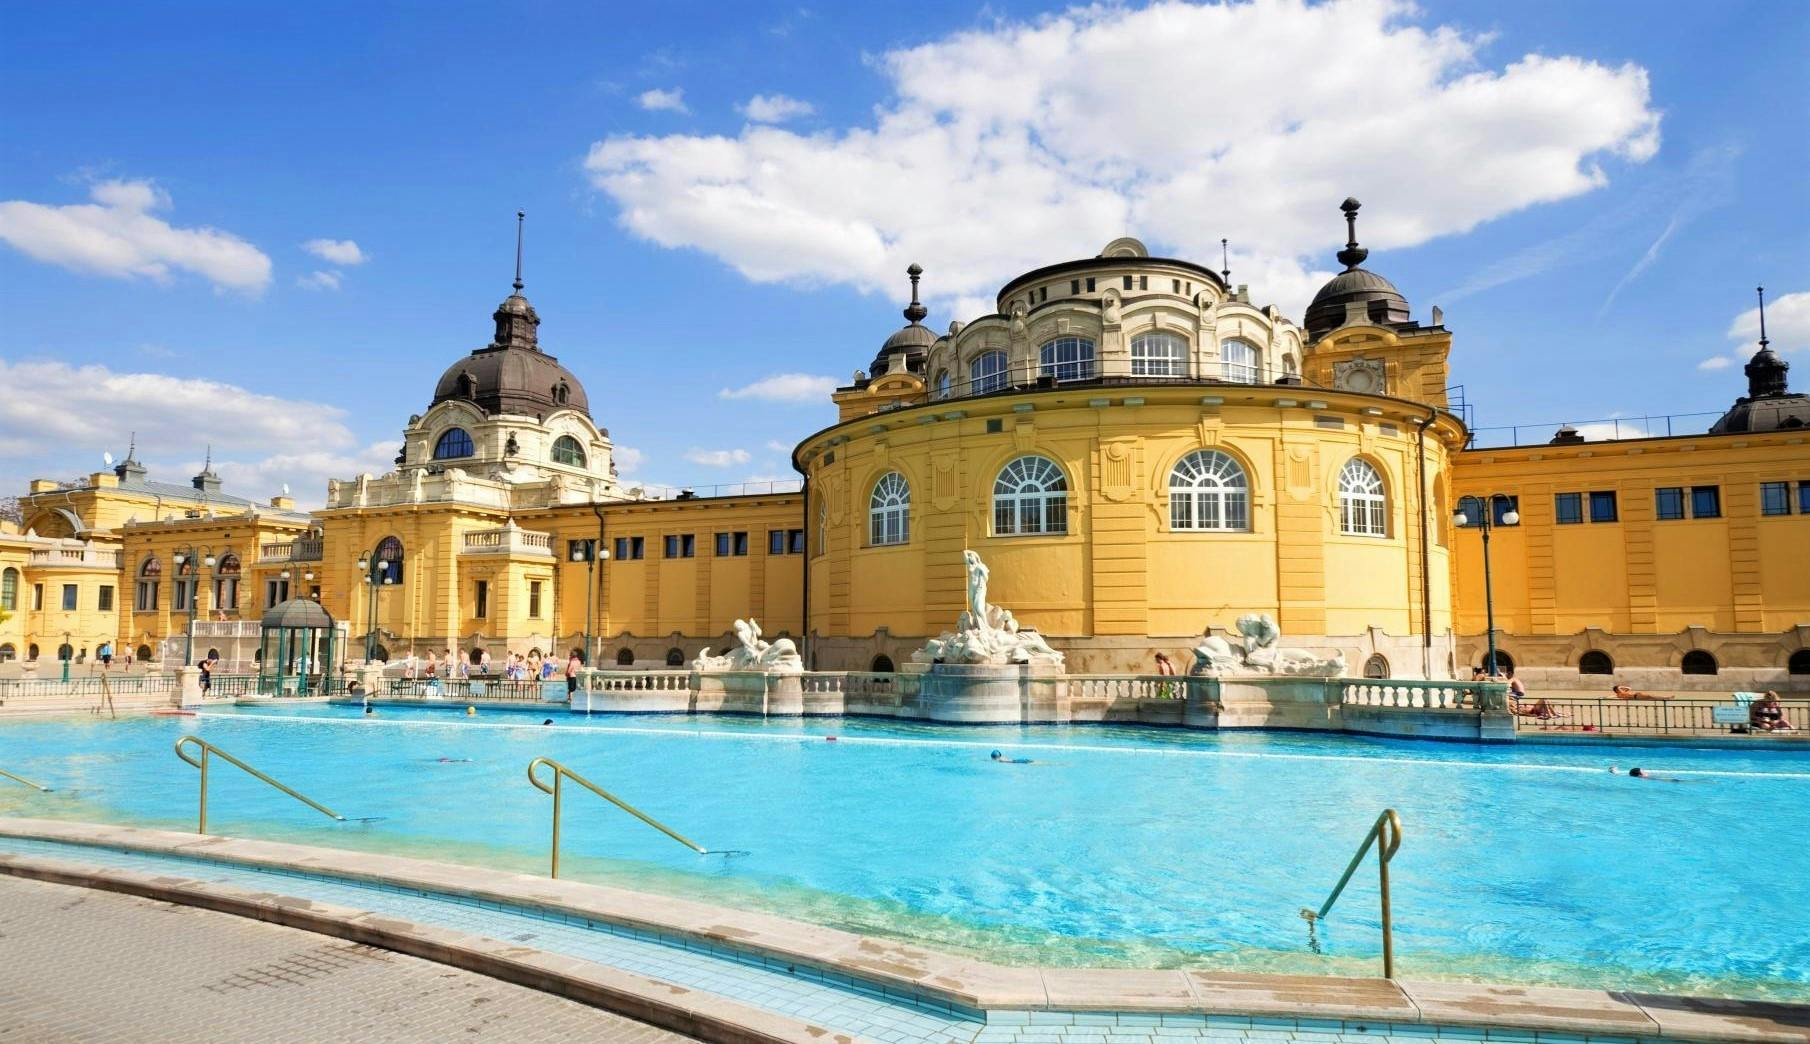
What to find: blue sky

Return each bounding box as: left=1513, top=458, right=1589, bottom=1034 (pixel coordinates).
left=2, top=0, right=1806, bottom=505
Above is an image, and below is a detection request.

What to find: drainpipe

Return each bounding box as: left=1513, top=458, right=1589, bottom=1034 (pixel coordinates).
left=589, top=498, right=607, bottom=668
left=1416, top=408, right=1438, bottom=679
left=796, top=454, right=812, bottom=672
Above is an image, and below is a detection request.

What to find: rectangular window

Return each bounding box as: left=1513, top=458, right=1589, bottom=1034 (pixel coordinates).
left=1799, top=481, right=1810, bottom=514
left=135, top=582, right=157, bottom=612
left=1070, top=279, right=1080, bottom=294
left=1761, top=481, right=1791, bottom=516
left=733, top=531, right=749, bottom=556
left=613, top=537, right=629, bottom=560
left=528, top=580, right=543, bottom=618
left=61, top=584, right=78, bottom=611
left=1172, top=278, right=1181, bottom=293
left=265, top=579, right=289, bottom=607
left=1588, top=491, right=1618, bottom=523
left=1691, top=485, right=1721, bottom=519
left=1038, top=286, right=1047, bottom=302
left=1655, top=487, right=1685, bottom=520
left=173, top=580, right=190, bottom=612
left=33, top=583, right=44, bottom=610
left=630, top=536, right=644, bottom=559
left=213, top=577, right=238, bottom=610
left=1084, top=277, right=1095, bottom=292
left=1138, top=275, right=1148, bottom=290
left=1554, top=493, right=1583, bottom=525
left=769, top=529, right=785, bottom=555
left=681, top=534, right=695, bottom=557
left=1122, top=275, right=1133, bottom=290
left=665, top=534, right=681, bottom=558
left=715, top=532, right=730, bottom=556
left=474, top=580, right=488, bottom=618
left=788, top=529, right=805, bottom=554
left=98, top=585, right=114, bottom=612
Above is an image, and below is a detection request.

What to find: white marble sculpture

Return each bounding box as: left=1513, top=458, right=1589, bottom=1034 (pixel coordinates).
left=1188, top=613, right=1345, bottom=677
left=911, top=550, right=1065, bottom=667
left=693, top=618, right=803, bottom=673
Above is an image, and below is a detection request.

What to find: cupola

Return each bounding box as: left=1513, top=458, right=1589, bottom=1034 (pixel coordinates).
left=1711, top=286, right=1810, bottom=434
left=867, top=263, right=935, bottom=377
left=1304, top=198, right=1411, bottom=341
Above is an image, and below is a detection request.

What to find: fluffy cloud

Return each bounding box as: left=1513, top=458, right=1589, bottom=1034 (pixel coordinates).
left=613, top=445, right=646, bottom=474
left=587, top=0, right=1659, bottom=321
left=296, top=270, right=342, bottom=291
left=0, top=179, right=271, bottom=292
left=738, top=94, right=815, bottom=123
left=683, top=447, right=752, bottom=468
left=718, top=373, right=840, bottom=402
left=637, top=87, right=688, bottom=113
left=302, top=238, right=366, bottom=265
left=0, top=357, right=380, bottom=508
left=1696, top=356, right=1732, bottom=372
left=1698, top=289, right=1810, bottom=371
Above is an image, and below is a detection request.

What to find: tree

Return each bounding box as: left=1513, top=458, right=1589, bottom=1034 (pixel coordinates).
left=0, top=496, right=21, bottom=526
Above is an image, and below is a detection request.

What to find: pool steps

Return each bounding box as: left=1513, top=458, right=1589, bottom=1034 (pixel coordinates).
left=0, top=819, right=1805, bottom=1044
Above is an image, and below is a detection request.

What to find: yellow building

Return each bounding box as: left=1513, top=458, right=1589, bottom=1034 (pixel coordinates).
left=9, top=201, right=1808, bottom=691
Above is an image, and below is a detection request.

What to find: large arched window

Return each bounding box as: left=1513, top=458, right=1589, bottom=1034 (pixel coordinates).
left=993, top=456, right=1069, bottom=535
left=615, top=647, right=635, bottom=666
left=433, top=427, right=474, bottom=459
left=1169, top=451, right=1249, bottom=531
left=933, top=369, right=952, bottom=400
left=969, top=351, right=1008, bottom=395
left=1578, top=650, right=1614, bottom=675
left=1039, top=337, right=1095, bottom=382
left=214, top=552, right=241, bottom=611
left=1680, top=650, right=1717, bottom=675
left=374, top=536, right=405, bottom=583
left=1338, top=458, right=1388, bottom=537
left=0, top=644, right=13, bottom=662
left=869, top=472, right=910, bottom=546
left=1219, top=339, right=1259, bottom=383
left=135, top=556, right=161, bottom=612
left=551, top=435, right=586, bottom=467
left=1130, top=332, right=1188, bottom=377
left=0, top=567, right=17, bottom=611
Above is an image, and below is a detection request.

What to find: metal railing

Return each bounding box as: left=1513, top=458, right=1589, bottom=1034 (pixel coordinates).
left=173, top=736, right=345, bottom=834
left=1466, top=410, right=1722, bottom=449
left=0, top=766, right=52, bottom=792
left=1342, top=679, right=1507, bottom=712
left=526, top=757, right=723, bottom=877
left=385, top=677, right=565, bottom=702
left=0, top=674, right=177, bottom=699
left=621, top=479, right=804, bottom=502
left=1302, top=808, right=1404, bottom=979
left=1512, top=697, right=1808, bottom=735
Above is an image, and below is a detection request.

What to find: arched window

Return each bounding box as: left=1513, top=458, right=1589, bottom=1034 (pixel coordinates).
left=553, top=381, right=571, bottom=406
left=0, top=644, right=14, bottom=662
left=374, top=536, right=405, bottom=583
left=1789, top=649, right=1810, bottom=675
left=933, top=370, right=951, bottom=400
left=1338, top=458, right=1388, bottom=537
left=1481, top=650, right=1515, bottom=676
left=869, top=472, right=910, bottom=546
left=1219, top=339, right=1259, bottom=383
left=135, top=556, right=161, bottom=612
left=1680, top=650, right=1717, bottom=675
left=871, top=654, right=896, bottom=673
left=665, top=648, right=685, bottom=667
left=615, top=647, right=635, bottom=666
left=551, top=435, right=586, bottom=467
left=1169, top=451, right=1249, bottom=531
left=970, top=351, right=1008, bottom=395
left=29, top=643, right=40, bottom=661
left=0, top=567, right=17, bottom=610
left=1363, top=654, right=1389, bottom=679
left=1578, top=650, right=1614, bottom=675
left=213, top=552, right=241, bottom=611
left=1039, top=337, right=1095, bottom=382
left=134, top=644, right=151, bottom=662
left=993, top=456, right=1069, bottom=535
left=1130, top=332, right=1188, bottom=377
left=433, top=428, right=474, bottom=459
left=57, top=643, right=73, bottom=662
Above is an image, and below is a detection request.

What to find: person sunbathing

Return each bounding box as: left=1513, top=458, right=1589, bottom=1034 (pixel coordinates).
left=1611, top=684, right=1665, bottom=700
left=1513, top=698, right=1563, bottom=720
left=1751, top=692, right=1793, bottom=732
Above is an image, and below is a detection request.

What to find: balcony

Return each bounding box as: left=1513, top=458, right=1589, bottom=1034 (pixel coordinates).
left=461, top=524, right=553, bottom=557
left=258, top=538, right=324, bottom=564
left=26, top=543, right=121, bottom=570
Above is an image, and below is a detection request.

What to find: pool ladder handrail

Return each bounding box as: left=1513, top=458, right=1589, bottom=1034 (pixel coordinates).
left=1301, top=808, right=1403, bottom=979
left=173, top=735, right=346, bottom=834
left=527, top=756, right=707, bottom=878
left=0, top=766, right=52, bottom=792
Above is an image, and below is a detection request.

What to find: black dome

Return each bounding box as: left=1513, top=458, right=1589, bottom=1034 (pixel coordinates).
left=1304, top=197, right=1412, bottom=342
left=430, top=291, right=591, bottom=418
left=868, top=322, right=936, bottom=377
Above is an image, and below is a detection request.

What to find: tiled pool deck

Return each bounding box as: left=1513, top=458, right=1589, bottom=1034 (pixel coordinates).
left=0, top=820, right=1805, bottom=1044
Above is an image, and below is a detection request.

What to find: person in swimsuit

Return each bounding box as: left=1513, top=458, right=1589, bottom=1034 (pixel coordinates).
left=990, top=750, right=1034, bottom=765
left=1751, top=691, right=1792, bottom=732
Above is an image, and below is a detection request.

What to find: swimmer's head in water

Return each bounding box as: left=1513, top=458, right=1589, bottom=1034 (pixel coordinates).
left=1630, top=767, right=1646, bottom=777
left=990, top=750, right=1003, bottom=760
left=542, top=719, right=553, bottom=725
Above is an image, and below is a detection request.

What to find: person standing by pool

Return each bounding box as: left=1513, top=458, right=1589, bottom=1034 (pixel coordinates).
left=198, top=657, right=212, bottom=695
left=424, top=651, right=438, bottom=679
left=565, top=649, right=583, bottom=698
left=1153, top=651, right=1177, bottom=698
left=479, top=649, right=492, bottom=676
left=98, top=641, right=113, bottom=670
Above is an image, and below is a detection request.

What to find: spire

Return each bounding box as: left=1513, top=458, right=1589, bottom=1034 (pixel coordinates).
left=490, top=210, right=541, bottom=351
left=193, top=443, right=222, bottom=494
left=1757, top=285, right=1770, bottom=351
left=902, top=263, right=928, bottom=325
left=1220, top=238, right=1231, bottom=285
left=513, top=210, right=525, bottom=292
left=1745, top=284, right=1790, bottom=399
left=1336, top=197, right=1369, bottom=270
left=115, top=431, right=146, bottom=481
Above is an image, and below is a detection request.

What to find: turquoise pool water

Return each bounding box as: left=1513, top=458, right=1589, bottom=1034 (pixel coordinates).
left=1, top=704, right=1806, bottom=1000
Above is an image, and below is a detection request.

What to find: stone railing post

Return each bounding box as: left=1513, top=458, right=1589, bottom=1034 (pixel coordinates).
left=177, top=666, right=203, bottom=708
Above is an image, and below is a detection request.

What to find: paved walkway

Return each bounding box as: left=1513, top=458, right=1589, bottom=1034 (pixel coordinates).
left=0, top=874, right=696, bottom=1043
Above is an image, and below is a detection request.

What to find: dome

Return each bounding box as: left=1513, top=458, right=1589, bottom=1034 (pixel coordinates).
left=866, top=263, right=934, bottom=377
left=261, top=598, right=334, bottom=630
left=430, top=288, right=592, bottom=419
left=1304, top=198, right=1412, bottom=342
left=1710, top=289, right=1810, bottom=434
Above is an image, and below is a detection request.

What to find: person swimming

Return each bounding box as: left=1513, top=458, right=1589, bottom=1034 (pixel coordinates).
left=990, top=750, right=1034, bottom=765
left=363, top=705, right=374, bottom=716
left=1610, top=765, right=1688, bottom=782
left=465, top=706, right=476, bottom=716
left=435, top=757, right=472, bottom=763
left=542, top=718, right=553, bottom=725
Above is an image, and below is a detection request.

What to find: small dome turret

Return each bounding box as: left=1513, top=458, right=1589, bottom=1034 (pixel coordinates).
left=1711, top=286, right=1810, bottom=434
left=868, top=263, right=934, bottom=376
left=1304, top=198, right=1411, bottom=341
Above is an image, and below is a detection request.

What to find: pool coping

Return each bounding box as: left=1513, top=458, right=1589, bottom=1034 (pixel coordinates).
left=1, top=819, right=1805, bottom=1044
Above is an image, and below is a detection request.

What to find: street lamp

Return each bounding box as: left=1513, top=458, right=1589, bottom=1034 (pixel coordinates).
left=61, top=631, right=71, bottom=683
left=173, top=545, right=217, bottom=668
left=570, top=540, right=610, bottom=667
left=1453, top=494, right=1519, bottom=679
left=356, top=553, right=394, bottom=662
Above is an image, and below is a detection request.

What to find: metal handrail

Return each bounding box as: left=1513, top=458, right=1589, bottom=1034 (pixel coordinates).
left=0, top=767, right=52, bottom=792
left=526, top=756, right=711, bottom=878
left=173, top=736, right=345, bottom=834
left=1301, top=808, right=1404, bottom=978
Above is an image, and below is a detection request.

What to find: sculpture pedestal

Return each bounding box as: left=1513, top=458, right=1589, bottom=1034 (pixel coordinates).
left=914, top=662, right=1067, bottom=723
left=693, top=670, right=804, bottom=715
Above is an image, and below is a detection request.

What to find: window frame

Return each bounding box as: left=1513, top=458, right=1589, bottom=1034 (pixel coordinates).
left=1337, top=458, right=1388, bottom=537
left=1168, top=450, right=1250, bottom=533
left=969, top=351, right=1008, bottom=395
left=1655, top=487, right=1685, bottom=521
left=98, top=585, right=114, bottom=612
left=528, top=580, right=543, bottom=619
left=868, top=472, right=911, bottom=547
left=1130, top=331, right=1189, bottom=377
left=992, top=456, right=1070, bottom=537
left=61, top=583, right=78, bottom=611
left=1554, top=492, right=1583, bottom=525
left=550, top=434, right=587, bottom=467
left=1588, top=490, right=1618, bottom=523
left=1690, top=485, right=1721, bottom=519
left=1760, top=481, right=1791, bottom=516
left=1219, top=339, right=1259, bottom=384
left=433, top=427, right=475, bottom=460
left=0, top=567, right=16, bottom=611
left=1038, top=336, right=1096, bottom=383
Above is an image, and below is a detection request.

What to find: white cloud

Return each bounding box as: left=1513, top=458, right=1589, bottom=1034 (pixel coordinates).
left=1728, top=289, right=1810, bottom=354
left=613, top=445, right=646, bottom=474
left=718, top=373, right=839, bottom=402
left=738, top=94, right=815, bottom=123
left=764, top=439, right=792, bottom=454
left=683, top=448, right=752, bottom=468
left=0, top=179, right=272, bottom=292
left=297, top=270, right=342, bottom=291
left=1570, top=420, right=1652, bottom=441
left=0, top=356, right=371, bottom=508
left=302, top=238, right=366, bottom=265
left=587, top=0, right=1659, bottom=322
left=637, top=87, right=688, bottom=113
left=1697, top=356, right=1732, bottom=371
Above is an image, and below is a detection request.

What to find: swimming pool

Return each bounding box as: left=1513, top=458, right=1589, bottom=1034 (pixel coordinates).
left=1, top=704, right=1805, bottom=1001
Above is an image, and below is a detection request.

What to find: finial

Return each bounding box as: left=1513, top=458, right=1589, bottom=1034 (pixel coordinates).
left=1757, top=285, right=1769, bottom=350
left=1336, top=197, right=1368, bottom=270
left=203, top=443, right=212, bottom=469
left=1220, top=238, right=1230, bottom=284
left=126, top=431, right=136, bottom=460
left=513, top=210, right=525, bottom=292
left=902, top=262, right=928, bottom=325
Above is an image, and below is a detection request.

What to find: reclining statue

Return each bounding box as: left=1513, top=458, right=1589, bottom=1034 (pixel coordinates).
left=694, top=617, right=803, bottom=673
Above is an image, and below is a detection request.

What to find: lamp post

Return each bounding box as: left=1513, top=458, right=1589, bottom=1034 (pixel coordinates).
left=569, top=540, right=609, bottom=666
left=356, top=554, right=393, bottom=662
left=173, top=545, right=217, bottom=668
left=1453, top=494, right=1519, bottom=678
left=61, top=631, right=71, bottom=683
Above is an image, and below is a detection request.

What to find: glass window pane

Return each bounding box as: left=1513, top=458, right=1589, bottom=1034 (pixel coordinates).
left=1799, top=481, right=1810, bottom=514
left=1760, top=482, right=1790, bottom=516
left=1655, top=487, right=1684, bottom=520
left=1588, top=491, right=1618, bottom=522
left=1555, top=493, right=1582, bottom=524
left=1691, top=486, right=1720, bottom=519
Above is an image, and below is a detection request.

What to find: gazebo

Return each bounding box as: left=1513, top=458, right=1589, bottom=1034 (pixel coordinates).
left=257, top=599, right=337, bottom=695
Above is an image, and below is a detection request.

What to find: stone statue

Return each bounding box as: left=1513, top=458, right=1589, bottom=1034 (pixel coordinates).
left=694, top=617, right=803, bottom=673
left=1102, top=289, right=1121, bottom=325
left=911, top=549, right=1064, bottom=667
left=1235, top=613, right=1346, bottom=676
left=1190, top=633, right=1242, bottom=675
left=963, top=548, right=990, bottom=628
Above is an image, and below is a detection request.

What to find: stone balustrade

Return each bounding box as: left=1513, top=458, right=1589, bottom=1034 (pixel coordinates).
left=586, top=669, right=691, bottom=692
left=1341, top=679, right=1507, bottom=712
left=460, top=526, right=554, bottom=557
left=26, top=545, right=121, bottom=569
left=258, top=538, right=323, bottom=563
left=1069, top=674, right=1189, bottom=701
